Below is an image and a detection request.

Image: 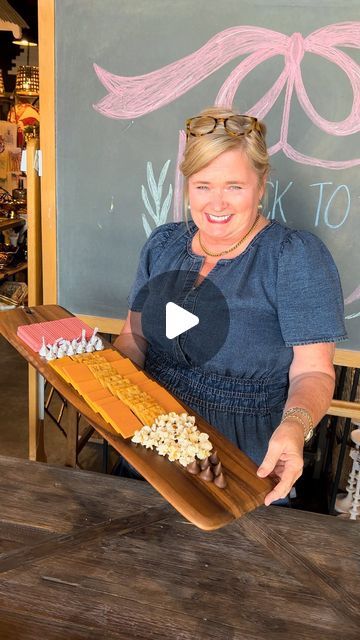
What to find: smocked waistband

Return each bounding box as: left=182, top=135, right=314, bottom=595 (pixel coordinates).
left=145, top=347, right=288, bottom=415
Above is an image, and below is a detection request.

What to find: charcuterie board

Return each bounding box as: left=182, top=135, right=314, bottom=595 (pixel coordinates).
left=0, top=304, right=274, bottom=530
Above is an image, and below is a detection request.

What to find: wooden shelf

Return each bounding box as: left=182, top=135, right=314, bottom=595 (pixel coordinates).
left=0, top=218, right=26, bottom=233
left=0, top=261, right=27, bottom=281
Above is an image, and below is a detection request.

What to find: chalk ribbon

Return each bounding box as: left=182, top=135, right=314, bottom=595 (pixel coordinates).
left=94, top=22, right=360, bottom=169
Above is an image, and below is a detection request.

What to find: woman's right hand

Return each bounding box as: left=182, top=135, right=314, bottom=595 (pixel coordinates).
left=257, top=419, right=304, bottom=506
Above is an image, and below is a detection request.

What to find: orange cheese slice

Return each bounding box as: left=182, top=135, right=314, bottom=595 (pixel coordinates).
left=111, top=359, right=139, bottom=375
left=61, top=363, right=96, bottom=390
left=49, top=356, right=73, bottom=371
left=78, top=379, right=103, bottom=393
left=70, top=353, right=106, bottom=363
left=101, top=349, right=125, bottom=362
left=48, top=356, right=75, bottom=383
left=83, top=388, right=113, bottom=411
left=95, top=398, right=142, bottom=438
left=127, top=371, right=152, bottom=385
left=140, top=381, right=185, bottom=414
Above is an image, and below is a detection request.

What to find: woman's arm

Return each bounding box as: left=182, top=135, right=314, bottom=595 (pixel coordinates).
left=113, top=310, right=148, bottom=369
left=257, top=342, right=336, bottom=505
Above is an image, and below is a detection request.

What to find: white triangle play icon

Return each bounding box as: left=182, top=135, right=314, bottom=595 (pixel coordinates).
left=166, top=302, right=199, bottom=339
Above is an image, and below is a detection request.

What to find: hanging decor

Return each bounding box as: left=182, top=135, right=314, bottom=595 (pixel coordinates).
left=15, top=65, right=39, bottom=96
left=0, top=69, right=5, bottom=95
left=0, top=0, right=28, bottom=39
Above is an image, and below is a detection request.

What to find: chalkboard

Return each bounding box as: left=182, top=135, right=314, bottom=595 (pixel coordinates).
left=55, top=0, right=360, bottom=349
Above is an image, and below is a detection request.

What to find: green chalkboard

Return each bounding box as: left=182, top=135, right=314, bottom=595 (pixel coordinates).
left=55, top=0, right=360, bottom=348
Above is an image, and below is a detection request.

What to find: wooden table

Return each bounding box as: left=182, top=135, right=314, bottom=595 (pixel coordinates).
left=0, top=304, right=273, bottom=531
left=0, top=456, right=358, bottom=640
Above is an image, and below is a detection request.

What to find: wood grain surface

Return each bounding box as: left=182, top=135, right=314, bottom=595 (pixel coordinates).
left=0, top=305, right=274, bottom=530
left=0, top=457, right=358, bottom=640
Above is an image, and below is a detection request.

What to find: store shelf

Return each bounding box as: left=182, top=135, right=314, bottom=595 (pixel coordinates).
left=0, top=218, right=26, bottom=233
left=0, top=261, right=27, bottom=281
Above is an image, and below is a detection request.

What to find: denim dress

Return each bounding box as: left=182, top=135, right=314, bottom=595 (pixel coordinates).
left=127, top=220, right=347, bottom=468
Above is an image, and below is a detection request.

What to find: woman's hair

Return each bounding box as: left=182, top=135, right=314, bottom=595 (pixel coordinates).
left=180, top=106, right=270, bottom=218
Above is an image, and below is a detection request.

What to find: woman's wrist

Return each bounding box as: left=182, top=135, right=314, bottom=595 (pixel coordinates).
left=279, top=417, right=305, bottom=441
left=280, top=407, right=315, bottom=443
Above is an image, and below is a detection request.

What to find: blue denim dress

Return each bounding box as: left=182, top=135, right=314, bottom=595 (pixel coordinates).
left=128, top=220, right=347, bottom=468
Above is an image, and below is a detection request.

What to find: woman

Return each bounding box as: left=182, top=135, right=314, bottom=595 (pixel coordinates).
left=114, top=107, right=347, bottom=505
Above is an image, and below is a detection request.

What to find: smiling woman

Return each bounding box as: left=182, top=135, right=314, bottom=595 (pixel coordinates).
left=182, top=107, right=270, bottom=263
left=187, top=149, right=267, bottom=261
left=114, top=105, right=347, bottom=506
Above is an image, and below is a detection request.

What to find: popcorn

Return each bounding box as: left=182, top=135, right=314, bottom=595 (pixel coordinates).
left=131, top=411, right=213, bottom=466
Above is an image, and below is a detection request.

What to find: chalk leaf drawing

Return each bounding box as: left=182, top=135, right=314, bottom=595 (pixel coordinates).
left=94, top=22, right=360, bottom=170
left=141, top=160, right=172, bottom=237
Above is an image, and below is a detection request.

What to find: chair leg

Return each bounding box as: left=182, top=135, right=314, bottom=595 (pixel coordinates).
left=28, top=368, right=47, bottom=462
left=65, top=403, right=78, bottom=467
left=102, top=439, right=109, bottom=473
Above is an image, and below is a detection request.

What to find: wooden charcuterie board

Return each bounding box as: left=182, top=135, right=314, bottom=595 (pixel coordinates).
left=0, top=304, right=275, bottom=530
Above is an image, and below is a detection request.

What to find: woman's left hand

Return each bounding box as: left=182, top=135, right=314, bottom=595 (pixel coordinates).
left=256, top=420, right=305, bottom=506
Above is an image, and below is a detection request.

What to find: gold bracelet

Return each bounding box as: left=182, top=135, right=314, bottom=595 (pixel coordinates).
left=282, top=407, right=313, bottom=429
left=281, top=407, right=315, bottom=443
left=281, top=413, right=307, bottom=429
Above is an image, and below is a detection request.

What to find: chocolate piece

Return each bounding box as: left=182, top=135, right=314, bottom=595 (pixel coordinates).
left=209, top=451, right=219, bottom=465
left=200, top=457, right=210, bottom=470
left=214, top=472, right=227, bottom=489
left=213, top=462, right=222, bottom=477
left=187, top=460, right=201, bottom=475
left=199, top=466, right=214, bottom=482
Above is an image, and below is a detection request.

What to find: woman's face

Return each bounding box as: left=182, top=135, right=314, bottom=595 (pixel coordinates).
left=188, top=148, right=265, bottom=242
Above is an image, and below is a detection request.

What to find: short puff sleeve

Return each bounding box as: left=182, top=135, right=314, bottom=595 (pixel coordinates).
left=127, top=223, right=176, bottom=312
left=277, top=230, right=347, bottom=346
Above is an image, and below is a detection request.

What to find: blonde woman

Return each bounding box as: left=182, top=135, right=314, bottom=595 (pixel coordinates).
left=115, top=107, right=347, bottom=505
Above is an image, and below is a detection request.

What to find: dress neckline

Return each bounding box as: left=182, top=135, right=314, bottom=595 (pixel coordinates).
left=185, top=219, right=277, bottom=263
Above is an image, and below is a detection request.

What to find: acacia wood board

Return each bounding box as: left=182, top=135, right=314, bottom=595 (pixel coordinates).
left=0, top=304, right=275, bottom=530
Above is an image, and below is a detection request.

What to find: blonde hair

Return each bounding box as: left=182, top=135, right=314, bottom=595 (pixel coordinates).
left=180, top=106, right=270, bottom=219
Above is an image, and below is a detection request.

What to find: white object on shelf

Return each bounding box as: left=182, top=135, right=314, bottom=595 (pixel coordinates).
left=349, top=457, right=360, bottom=521
left=335, top=429, right=360, bottom=517
left=20, top=149, right=26, bottom=172
left=337, top=429, right=360, bottom=519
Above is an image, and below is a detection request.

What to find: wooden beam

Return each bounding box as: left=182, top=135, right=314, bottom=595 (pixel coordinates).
left=334, top=349, right=360, bottom=368
left=328, top=400, right=360, bottom=421
left=28, top=369, right=47, bottom=462
left=38, top=0, right=56, bottom=304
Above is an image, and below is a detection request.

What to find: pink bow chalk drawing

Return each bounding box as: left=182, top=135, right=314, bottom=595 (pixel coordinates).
left=94, top=22, right=360, bottom=170
left=94, top=22, right=360, bottom=318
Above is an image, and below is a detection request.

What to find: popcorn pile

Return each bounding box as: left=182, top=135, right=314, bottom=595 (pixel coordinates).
left=131, top=411, right=213, bottom=467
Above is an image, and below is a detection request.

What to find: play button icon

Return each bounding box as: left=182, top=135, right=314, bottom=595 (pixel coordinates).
left=165, top=302, right=199, bottom=339
left=129, top=269, right=230, bottom=366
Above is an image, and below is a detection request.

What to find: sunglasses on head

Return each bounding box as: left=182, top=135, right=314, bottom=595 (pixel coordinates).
left=185, top=114, right=260, bottom=139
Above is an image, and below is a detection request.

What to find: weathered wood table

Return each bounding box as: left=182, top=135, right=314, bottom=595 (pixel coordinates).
left=0, top=456, right=359, bottom=640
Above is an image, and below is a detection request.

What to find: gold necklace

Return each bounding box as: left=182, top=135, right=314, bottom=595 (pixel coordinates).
left=198, top=213, right=261, bottom=257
